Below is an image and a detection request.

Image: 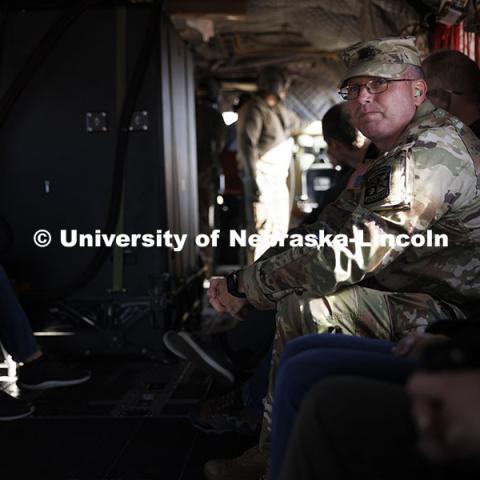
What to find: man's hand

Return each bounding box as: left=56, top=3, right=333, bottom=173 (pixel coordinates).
left=207, top=276, right=248, bottom=318
left=408, top=370, right=480, bottom=460
left=392, top=332, right=449, bottom=358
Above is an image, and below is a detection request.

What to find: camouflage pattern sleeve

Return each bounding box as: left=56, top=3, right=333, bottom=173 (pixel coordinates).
left=252, top=189, right=356, bottom=263
left=240, top=126, right=478, bottom=309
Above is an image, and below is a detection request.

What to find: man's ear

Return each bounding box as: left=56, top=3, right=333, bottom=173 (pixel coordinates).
left=413, top=79, right=427, bottom=106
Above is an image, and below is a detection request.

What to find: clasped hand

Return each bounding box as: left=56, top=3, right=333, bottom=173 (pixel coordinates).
left=207, top=276, right=248, bottom=318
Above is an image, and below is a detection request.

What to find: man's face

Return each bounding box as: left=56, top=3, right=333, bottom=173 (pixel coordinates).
left=344, top=76, right=418, bottom=147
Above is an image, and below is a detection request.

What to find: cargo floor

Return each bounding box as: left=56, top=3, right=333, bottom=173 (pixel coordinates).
left=0, top=357, right=256, bottom=480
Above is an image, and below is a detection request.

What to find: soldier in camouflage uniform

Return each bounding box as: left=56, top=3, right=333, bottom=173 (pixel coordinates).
left=205, top=36, right=480, bottom=480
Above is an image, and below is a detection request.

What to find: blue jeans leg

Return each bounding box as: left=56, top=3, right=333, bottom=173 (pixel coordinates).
left=271, top=334, right=417, bottom=480
left=0, top=266, right=40, bottom=362
left=278, top=333, right=396, bottom=369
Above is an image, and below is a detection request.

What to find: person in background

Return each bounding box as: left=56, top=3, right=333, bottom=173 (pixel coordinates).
left=303, top=102, right=371, bottom=224
left=422, top=50, right=480, bottom=137
left=236, top=66, right=308, bottom=262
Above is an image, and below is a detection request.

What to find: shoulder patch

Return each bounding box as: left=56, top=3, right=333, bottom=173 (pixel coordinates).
left=364, top=166, right=391, bottom=205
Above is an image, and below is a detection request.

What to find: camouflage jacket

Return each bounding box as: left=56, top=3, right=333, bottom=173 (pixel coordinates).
left=240, top=100, right=480, bottom=309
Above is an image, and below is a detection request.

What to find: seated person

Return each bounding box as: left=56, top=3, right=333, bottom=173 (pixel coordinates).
left=270, top=329, right=448, bottom=479
left=164, top=306, right=276, bottom=435
left=303, top=101, right=371, bottom=224
left=422, top=49, right=480, bottom=137
left=269, top=333, right=417, bottom=479
left=0, top=265, right=91, bottom=421
left=279, top=324, right=480, bottom=479
left=272, top=48, right=480, bottom=478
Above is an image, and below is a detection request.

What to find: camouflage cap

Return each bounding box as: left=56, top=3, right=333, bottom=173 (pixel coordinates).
left=340, top=36, right=421, bottom=86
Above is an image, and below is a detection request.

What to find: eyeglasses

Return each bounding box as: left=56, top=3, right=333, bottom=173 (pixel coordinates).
left=339, top=78, right=414, bottom=100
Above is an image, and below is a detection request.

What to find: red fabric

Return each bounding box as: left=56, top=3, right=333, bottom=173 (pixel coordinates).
left=430, top=21, right=480, bottom=66
left=220, top=151, right=243, bottom=194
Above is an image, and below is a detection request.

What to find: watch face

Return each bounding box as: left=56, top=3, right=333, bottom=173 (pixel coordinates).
left=227, top=271, right=246, bottom=298
left=226, top=272, right=236, bottom=294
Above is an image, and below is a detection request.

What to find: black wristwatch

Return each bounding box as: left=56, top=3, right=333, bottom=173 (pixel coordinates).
left=226, top=271, right=247, bottom=298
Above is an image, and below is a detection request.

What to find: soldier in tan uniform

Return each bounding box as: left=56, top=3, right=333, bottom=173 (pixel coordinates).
left=205, top=37, right=480, bottom=479
left=237, top=66, right=307, bottom=262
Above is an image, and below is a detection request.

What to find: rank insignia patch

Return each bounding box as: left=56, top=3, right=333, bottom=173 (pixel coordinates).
left=364, top=166, right=391, bottom=205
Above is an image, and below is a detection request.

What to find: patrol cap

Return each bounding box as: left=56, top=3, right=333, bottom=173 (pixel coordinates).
left=340, top=36, right=422, bottom=87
